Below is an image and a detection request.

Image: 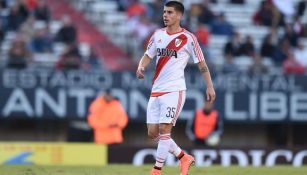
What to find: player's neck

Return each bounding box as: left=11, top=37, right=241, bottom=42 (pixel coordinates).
left=166, top=24, right=182, bottom=35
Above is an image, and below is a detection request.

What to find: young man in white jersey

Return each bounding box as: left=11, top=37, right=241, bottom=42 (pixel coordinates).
left=136, top=1, right=216, bottom=175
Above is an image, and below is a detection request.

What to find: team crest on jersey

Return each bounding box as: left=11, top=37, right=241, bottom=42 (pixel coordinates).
left=175, top=38, right=182, bottom=47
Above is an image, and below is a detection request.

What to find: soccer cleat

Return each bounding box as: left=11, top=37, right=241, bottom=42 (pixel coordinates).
left=179, top=153, right=195, bottom=175
left=150, top=168, right=161, bottom=175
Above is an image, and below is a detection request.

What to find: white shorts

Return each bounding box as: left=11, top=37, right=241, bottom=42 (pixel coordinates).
left=147, top=91, right=186, bottom=126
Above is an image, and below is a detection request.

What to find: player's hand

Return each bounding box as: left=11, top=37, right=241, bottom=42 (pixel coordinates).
left=136, top=66, right=145, bottom=79
left=206, top=86, right=216, bottom=103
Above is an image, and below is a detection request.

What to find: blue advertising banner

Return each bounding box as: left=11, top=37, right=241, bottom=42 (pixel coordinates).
left=0, top=69, right=306, bottom=123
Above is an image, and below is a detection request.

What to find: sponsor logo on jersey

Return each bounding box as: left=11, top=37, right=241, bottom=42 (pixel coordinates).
left=157, top=48, right=178, bottom=58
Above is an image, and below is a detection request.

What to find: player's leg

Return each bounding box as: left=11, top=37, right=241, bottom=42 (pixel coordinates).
left=159, top=91, right=194, bottom=175
left=147, top=96, right=160, bottom=140
left=150, top=91, right=184, bottom=173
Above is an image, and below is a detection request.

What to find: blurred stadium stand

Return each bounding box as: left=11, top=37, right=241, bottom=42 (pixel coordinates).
left=0, top=0, right=307, bottom=166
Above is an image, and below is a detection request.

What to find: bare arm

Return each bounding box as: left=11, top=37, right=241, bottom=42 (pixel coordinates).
left=136, top=54, right=152, bottom=79
left=197, top=60, right=216, bottom=103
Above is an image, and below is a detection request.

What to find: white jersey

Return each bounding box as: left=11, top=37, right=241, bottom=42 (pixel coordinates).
left=145, top=28, right=205, bottom=94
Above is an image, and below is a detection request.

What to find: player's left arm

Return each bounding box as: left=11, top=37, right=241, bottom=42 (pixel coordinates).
left=197, top=60, right=216, bottom=103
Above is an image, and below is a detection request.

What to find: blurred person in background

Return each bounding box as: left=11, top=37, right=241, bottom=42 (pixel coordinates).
left=19, top=15, right=36, bottom=42
left=224, top=32, right=242, bottom=57
left=283, top=23, right=299, bottom=47
left=7, top=2, right=29, bottom=31
left=56, top=43, right=82, bottom=69
left=186, top=99, right=223, bottom=147
left=0, top=19, right=4, bottom=46
left=249, top=54, right=268, bottom=74
left=136, top=1, right=215, bottom=175
left=55, top=15, right=77, bottom=44
left=7, top=35, right=32, bottom=69
left=260, top=33, right=276, bottom=59
left=221, top=53, right=239, bottom=73
left=198, top=0, right=216, bottom=25
left=240, top=35, right=255, bottom=56
left=33, top=0, right=50, bottom=22
left=87, top=89, right=128, bottom=145
left=294, top=42, right=307, bottom=68
left=30, top=24, right=53, bottom=53
left=282, top=52, right=305, bottom=74
left=273, top=38, right=290, bottom=65
left=211, top=12, right=234, bottom=36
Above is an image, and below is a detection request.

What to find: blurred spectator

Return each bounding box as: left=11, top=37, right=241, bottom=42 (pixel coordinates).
left=56, top=43, right=82, bottom=69
left=126, top=0, right=146, bottom=18
left=146, top=0, right=164, bottom=25
left=187, top=3, right=202, bottom=31
left=129, top=14, right=157, bottom=49
left=0, top=19, right=4, bottom=45
left=186, top=100, right=223, bottom=146
left=222, top=53, right=239, bottom=73
left=273, top=38, right=290, bottom=64
left=283, top=24, right=299, bottom=47
left=294, top=42, right=307, bottom=68
left=198, top=0, right=216, bottom=25
left=293, top=16, right=304, bottom=36
left=249, top=54, right=268, bottom=74
left=283, top=52, right=305, bottom=74
left=253, top=0, right=285, bottom=27
left=195, top=24, right=210, bottom=48
left=7, top=36, right=32, bottom=69
left=224, top=32, right=242, bottom=56
left=24, top=0, right=37, bottom=12
left=253, top=0, right=272, bottom=26
left=83, top=47, right=102, bottom=69
left=0, top=0, right=7, bottom=8
left=230, top=0, right=244, bottom=4
left=260, top=34, right=276, bottom=59
left=30, top=25, right=53, bottom=53
left=211, top=13, right=234, bottom=36
left=297, top=0, right=306, bottom=17
left=19, top=15, right=36, bottom=42
left=34, top=0, right=50, bottom=22
left=240, top=35, right=255, bottom=56
left=7, top=2, right=29, bottom=31
left=55, top=15, right=77, bottom=44
left=87, top=89, right=128, bottom=145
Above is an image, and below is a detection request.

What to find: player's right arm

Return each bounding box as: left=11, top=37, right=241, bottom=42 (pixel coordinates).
left=136, top=31, right=157, bottom=79
left=136, top=54, right=151, bottom=79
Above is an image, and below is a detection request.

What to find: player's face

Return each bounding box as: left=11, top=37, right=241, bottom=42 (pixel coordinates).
left=163, top=6, right=182, bottom=27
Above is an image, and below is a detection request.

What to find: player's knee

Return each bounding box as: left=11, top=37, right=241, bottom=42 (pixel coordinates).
left=147, top=131, right=158, bottom=139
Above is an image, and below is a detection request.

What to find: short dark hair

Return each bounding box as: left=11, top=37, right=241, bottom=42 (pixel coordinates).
left=165, top=1, right=184, bottom=14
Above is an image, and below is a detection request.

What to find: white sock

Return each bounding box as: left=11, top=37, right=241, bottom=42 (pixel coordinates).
left=169, top=138, right=182, bottom=157
left=155, top=134, right=172, bottom=168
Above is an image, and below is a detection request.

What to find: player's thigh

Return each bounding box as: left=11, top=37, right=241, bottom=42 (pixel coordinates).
left=147, top=97, right=160, bottom=124
left=159, top=91, right=186, bottom=125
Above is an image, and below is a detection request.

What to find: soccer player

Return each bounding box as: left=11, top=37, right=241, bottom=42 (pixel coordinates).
left=136, top=1, right=216, bottom=175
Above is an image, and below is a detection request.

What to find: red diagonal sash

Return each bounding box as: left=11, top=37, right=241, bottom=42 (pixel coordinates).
left=152, top=34, right=188, bottom=84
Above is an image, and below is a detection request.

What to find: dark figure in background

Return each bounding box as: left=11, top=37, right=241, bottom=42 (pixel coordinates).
left=34, top=0, right=50, bottom=22
left=7, top=3, right=29, bottom=31
left=7, top=37, right=32, bottom=69
left=55, top=16, right=77, bottom=44
left=186, top=100, right=223, bottom=146
left=224, top=32, right=242, bottom=57
left=56, top=43, right=82, bottom=69
left=240, top=35, right=255, bottom=56
left=261, top=34, right=276, bottom=59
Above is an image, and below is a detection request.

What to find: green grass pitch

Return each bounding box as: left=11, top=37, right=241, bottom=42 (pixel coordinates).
left=0, top=165, right=306, bottom=175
